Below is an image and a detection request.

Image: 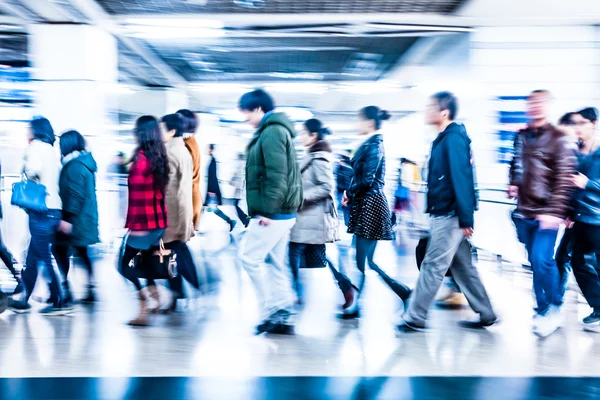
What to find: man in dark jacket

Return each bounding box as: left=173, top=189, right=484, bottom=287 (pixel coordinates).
left=238, top=89, right=303, bottom=335
left=204, top=144, right=235, bottom=231
left=509, top=90, right=576, bottom=337
left=399, top=91, right=497, bottom=332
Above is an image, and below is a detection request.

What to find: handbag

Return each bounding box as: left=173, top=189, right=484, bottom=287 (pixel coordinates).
left=11, top=176, right=48, bottom=212
left=324, top=194, right=341, bottom=243
left=123, top=235, right=178, bottom=280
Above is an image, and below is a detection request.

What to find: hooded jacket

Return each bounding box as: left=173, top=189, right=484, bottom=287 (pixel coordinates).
left=56, top=151, right=99, bottom=247
left=290, top=140, right=339, bottom=244
left=572, top=148, right=600, bottom=225
left=245, top=112, right=303, bottom=218
left=426, top=122, right=477, bottom=228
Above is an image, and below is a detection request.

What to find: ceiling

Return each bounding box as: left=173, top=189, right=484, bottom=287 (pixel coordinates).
left=0, top=0, right=473, bottom=87
left=95, top=0, right=465, bottom=15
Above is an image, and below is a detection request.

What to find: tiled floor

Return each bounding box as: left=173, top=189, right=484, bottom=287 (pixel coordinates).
left=0, top=210, right=598, bottom=399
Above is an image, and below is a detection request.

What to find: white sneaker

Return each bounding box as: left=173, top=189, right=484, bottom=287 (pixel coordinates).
left=533, top=306, right=562, bottom=338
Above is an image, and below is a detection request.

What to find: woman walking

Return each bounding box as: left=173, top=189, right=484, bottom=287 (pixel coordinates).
left=52, top=130, right=99, bottom=306
left=340, top=106, right=411, bottom=319
left=176, top=109, right=203, bottom=229
left=118, top=115, right=169, bottom=326
left=8, top=117, right=64, bottom=314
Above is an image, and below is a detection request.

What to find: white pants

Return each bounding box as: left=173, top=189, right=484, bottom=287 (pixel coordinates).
left=240, top=218, right=296, bottom=318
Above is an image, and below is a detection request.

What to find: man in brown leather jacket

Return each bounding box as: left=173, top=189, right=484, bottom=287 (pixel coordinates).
left=508, top=90, right=577, bottom=337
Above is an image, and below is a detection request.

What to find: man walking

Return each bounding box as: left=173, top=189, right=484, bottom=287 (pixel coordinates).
left=509, top=90, right=576, bottom=337
left=238, top=89, right=303, bottom=335
left=398, top=91, right=498, bottom=332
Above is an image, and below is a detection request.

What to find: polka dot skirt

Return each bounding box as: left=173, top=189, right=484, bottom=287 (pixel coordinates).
left=348, top=193, right=393, bottom=241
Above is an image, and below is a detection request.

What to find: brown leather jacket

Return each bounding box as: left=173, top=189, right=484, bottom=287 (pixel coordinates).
left=509, top=124, right=576, bottom=219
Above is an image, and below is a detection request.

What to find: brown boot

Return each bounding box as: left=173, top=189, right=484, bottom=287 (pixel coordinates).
left=128, top=292, right=149, bottom=326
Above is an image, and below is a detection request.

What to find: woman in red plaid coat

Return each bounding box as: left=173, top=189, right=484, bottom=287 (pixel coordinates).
left=118, top=115, right=170, bottom=326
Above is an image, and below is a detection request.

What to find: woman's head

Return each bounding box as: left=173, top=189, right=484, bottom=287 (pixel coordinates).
left=572, top=107, right=598, bottom=144
left=558, top=112, right=577, bottom=137
left=239, top=89, right=275, bottom=128
left=301, top=118, right=331, bottom=147
left=176, top=109, right=198, bottom=135
left=30, top=117, right=55, bottom=145
left=358, top=106, right=390, bottom=135
left=134, top=115, right=170, bottom=191
left=59, top=130, right=86, bottom=157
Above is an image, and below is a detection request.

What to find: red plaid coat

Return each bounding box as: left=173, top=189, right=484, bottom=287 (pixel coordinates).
left=125, top=151, right=168, bottom=231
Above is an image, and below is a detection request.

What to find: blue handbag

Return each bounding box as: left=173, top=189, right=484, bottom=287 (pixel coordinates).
left=11, top=177, right=48, bottom=212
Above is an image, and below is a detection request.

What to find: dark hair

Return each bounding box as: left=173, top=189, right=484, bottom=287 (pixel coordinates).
left=176, top=109, right=198, bottom=134
left=162, top=113, right=185, bottom=137
left=239, top=89, right=275, bottom=113
left=578, top=107, right=599, bottom=123
left=134, top=115, right=170, bottom=192
left=304, top=118, right=332, bottom=141
left=209, top=144, right=215, bottom=151
left=559, top=112, right=576, bottom=126
left=59, top=130, right=86, bottom=157
left=360, top=106, right=390, bottom=131
left=31, top=117, right=55, bottom=145
left=431, top=91, right=458, bottom=120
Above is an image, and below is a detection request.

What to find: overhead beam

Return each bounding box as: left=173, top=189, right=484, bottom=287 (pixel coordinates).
left=67, top=0, right=187, bottom=88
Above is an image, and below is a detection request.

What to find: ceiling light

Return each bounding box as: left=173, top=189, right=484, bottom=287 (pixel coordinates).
left=265, top=82, right=328, bottom=94
left=269, top=72, right=324, bottom=80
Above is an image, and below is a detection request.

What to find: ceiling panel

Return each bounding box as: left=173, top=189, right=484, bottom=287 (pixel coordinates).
left=95, top=0, right=466, bottom=15
left=148, top=36, right=418, bottom=81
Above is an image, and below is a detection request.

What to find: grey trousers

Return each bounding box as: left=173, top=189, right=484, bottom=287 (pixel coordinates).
left=403, top=215, right=496, bottom=327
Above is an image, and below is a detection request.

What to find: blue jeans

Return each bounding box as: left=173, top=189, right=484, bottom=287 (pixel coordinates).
left=512, top=215, right=561, bottom=315
left=336, top=191, right=350, bottom=227
left=23, top=210, right=62, bottom=306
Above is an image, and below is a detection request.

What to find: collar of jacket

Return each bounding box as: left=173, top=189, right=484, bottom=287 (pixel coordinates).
left=308, top=140, right=332, bottom=154
left=526, top=123, right=553, bottom=137
left=62, top=150, right=82, bottom=166
left=432, top=122, right=462, bottom=147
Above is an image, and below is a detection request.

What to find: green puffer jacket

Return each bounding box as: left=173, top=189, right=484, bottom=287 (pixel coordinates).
left=245, top=112, right=303, bottom=218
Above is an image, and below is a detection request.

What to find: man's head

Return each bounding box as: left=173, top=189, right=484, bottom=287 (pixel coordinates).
left=161, top=113, right=185, bottom=141
left=239, top=89, right=275, bottom=129
left=571, top=107, right=598, bottom=145
left=208, top=143, right=215, bottom=156
left=425, top=91, right=458, bottom=126
left=527, top=90, right=552, bottom=123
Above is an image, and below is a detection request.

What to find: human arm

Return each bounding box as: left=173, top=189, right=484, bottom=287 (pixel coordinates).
left=347, top=142, right=382, bottom=197
left=302, top=158, right=334, bottom=205
left=446, top=134, right=476, bottom=229
left=260, top=125, right=290, bottom=211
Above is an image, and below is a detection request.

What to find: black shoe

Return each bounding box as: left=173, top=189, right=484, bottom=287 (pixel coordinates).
left=80, top=292, right=97, bottom=304
left=266, top=323, right=295, bottom=335
left=255, top=309, right=291, bottom=335
left=337, top=309, right=360, bottom=320
left=255, top=320, right=275, bottom=335
left=0, top=291, right=7, bottom=314
left=8, top=299, right=31, bottom=314
left=458, top=317, right=500, bottom=329
left=229, top=220, right=237, bottom=232
left=583, top=310, right=600, bottom=325
left=396, top=321, right=425, bottom=333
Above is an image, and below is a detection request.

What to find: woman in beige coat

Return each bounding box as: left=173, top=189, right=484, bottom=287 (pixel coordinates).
left=160, top=114, right=198, bottom=308
left=289, top=119, right=354, bottom=304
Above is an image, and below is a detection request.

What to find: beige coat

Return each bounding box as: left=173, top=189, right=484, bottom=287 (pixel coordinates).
left=290, top=141, right=339, bottom=244
left=164, top=137, right=194, bottom=243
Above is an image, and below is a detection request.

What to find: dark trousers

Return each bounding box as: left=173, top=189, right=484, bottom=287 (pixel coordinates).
left=52, top=244, right=94, bottom=301
left=513, top=215, right=561, bottom=314
left=164, top=241, right=200, bottom=295
left=354, top=236, right=410, bottom=300
left=233, top=199, right=250, bottom=227
left=555, top=228, right=573, bottom=304
left=22, top=210, right=62, bottom=306
left=571, top=222, right=600, bottom=309
left=0, top=229, right=18, bottom=281
left=119, top=245, right=155, bottom=291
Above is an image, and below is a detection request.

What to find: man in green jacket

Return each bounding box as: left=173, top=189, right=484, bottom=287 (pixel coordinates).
left=238, top=89, right=303, bottom=335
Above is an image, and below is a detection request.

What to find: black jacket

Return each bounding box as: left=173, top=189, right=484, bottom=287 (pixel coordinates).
left=56, top=152, right=99, bottom=247
left=426, top=122, right=477, bottom=228
left=572, top=147, right=600, bottom=225
left=207, top=156, right=220, bottom=193
left=348, top=134, right=385, bottom=198
left=335, top=162, right=353, bottom=193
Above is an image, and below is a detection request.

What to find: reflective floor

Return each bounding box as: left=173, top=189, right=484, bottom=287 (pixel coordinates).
left=0, top=210, right=599, bottom=399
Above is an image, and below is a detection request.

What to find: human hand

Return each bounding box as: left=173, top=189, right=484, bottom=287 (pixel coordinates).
left=572, top=173, right=589, bottom=189
left=508, top=185, right=519, bottom=199
left=462, top=227, right=474, bottom=238
left=341, top=191, right=350, bottom=207
left=58, top=220, right=73, bottom=234
left=536, top=214, right=562, bottom=230
left=258, top=217, right=272, bottom=227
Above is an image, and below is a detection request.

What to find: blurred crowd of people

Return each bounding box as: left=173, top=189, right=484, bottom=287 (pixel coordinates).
left=0, top=87, right=598, bottom=339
